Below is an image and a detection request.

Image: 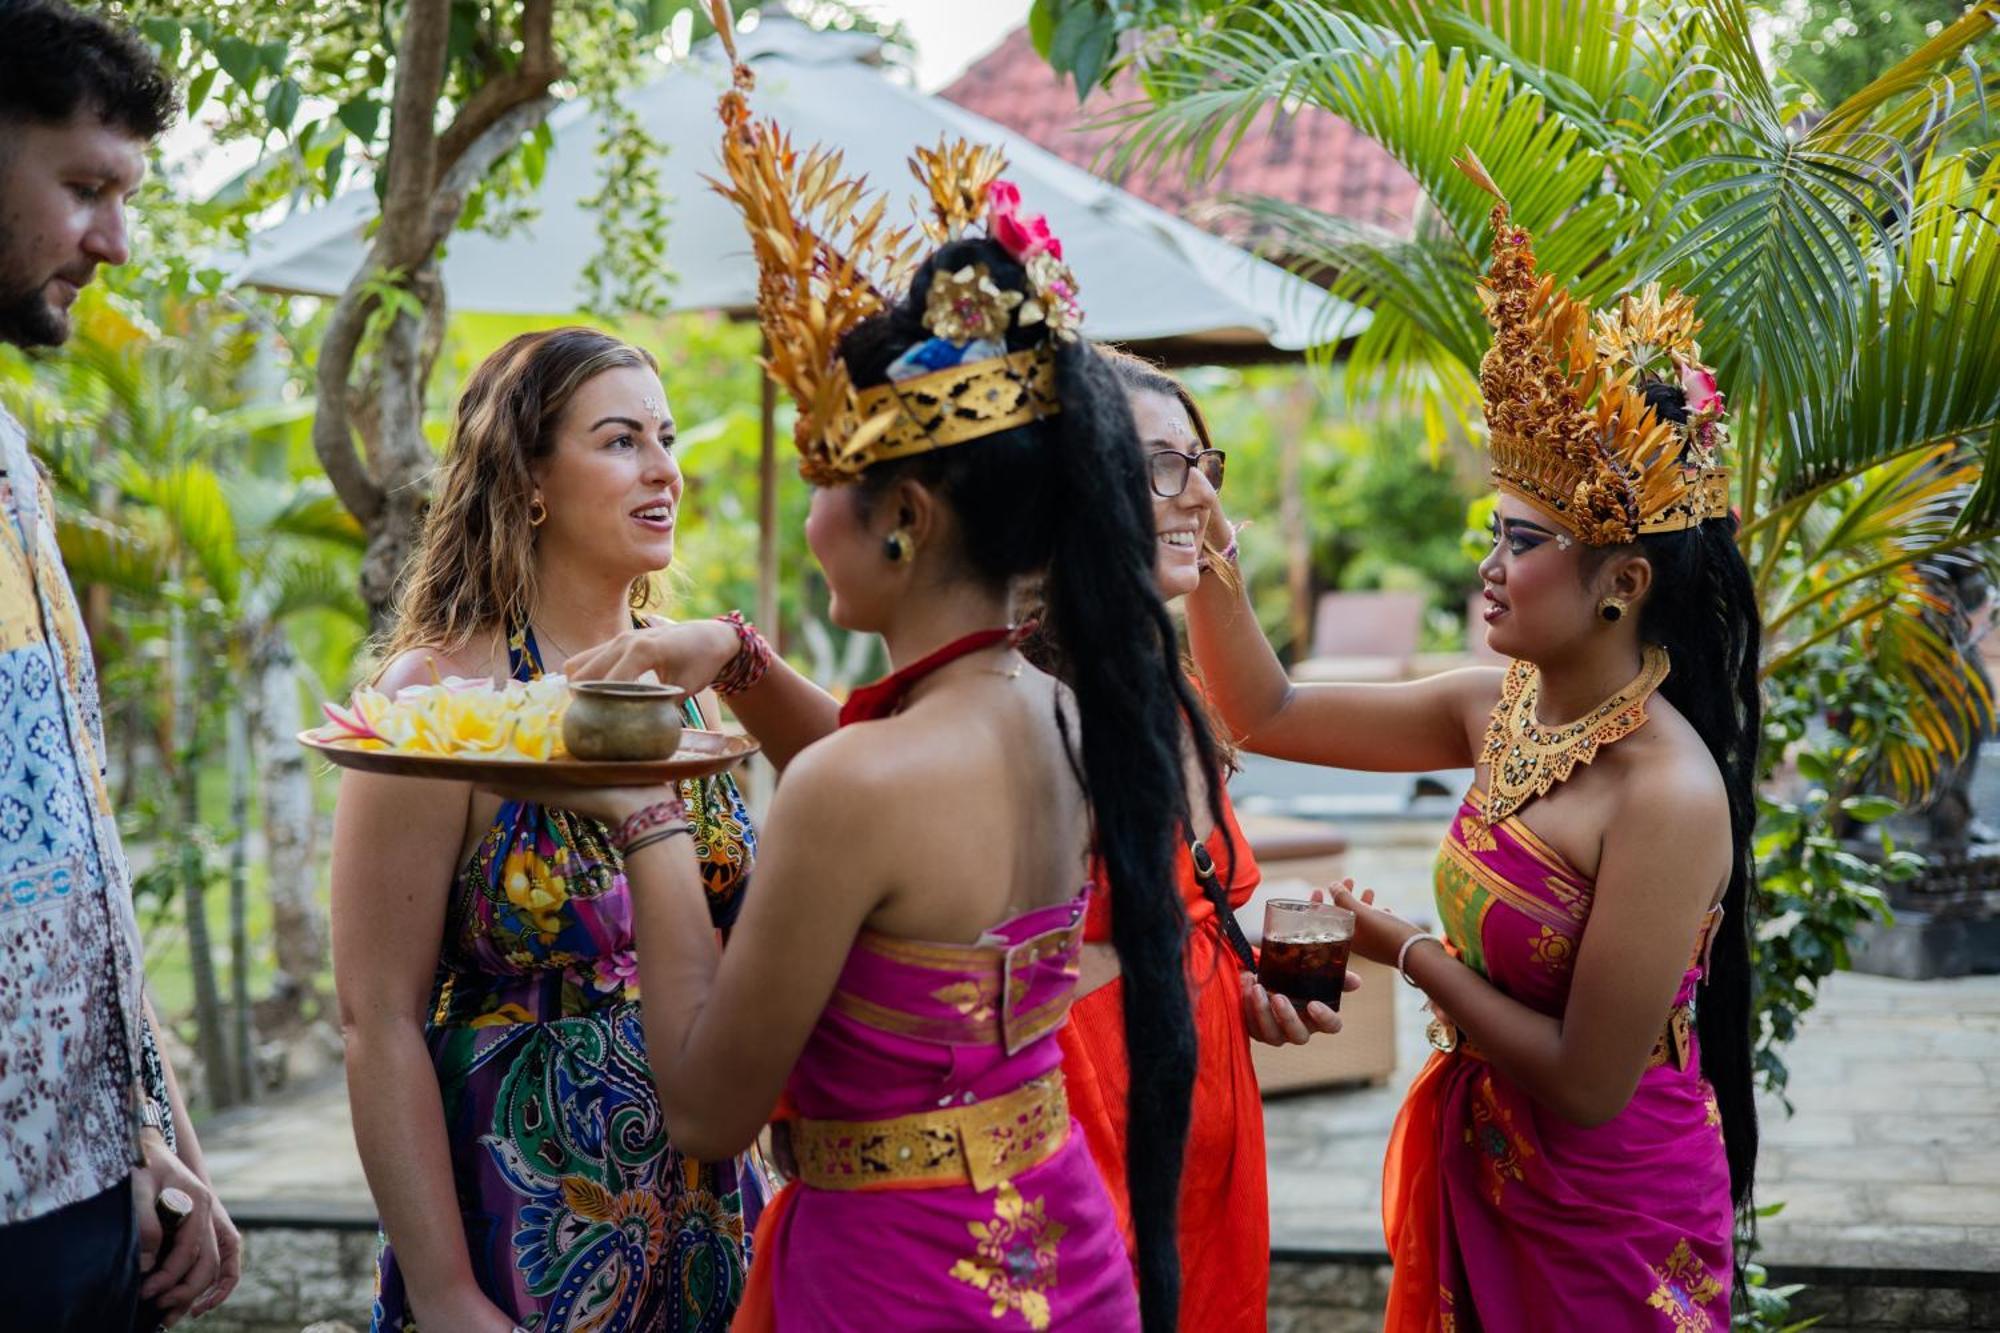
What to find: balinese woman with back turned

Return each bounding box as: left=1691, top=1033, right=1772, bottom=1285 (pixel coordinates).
left=1184, top=159, right=1760, bottom=1330
left=552, top=343, right=1345, bottom=1333
left=475, top=30, right=1218, bottom=1330
left=328, top=327, right=762, bottom=1332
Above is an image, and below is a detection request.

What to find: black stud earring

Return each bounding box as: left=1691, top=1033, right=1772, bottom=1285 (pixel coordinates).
left=1599, top=597, right=1626, bottom=622
left=884, top=531, right=909, bottom=563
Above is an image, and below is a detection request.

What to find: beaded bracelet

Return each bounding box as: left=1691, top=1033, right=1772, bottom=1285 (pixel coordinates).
left=713, top=610, right=773, bottom=697
left=1202, top=519, right=1247, bottom=576
left=610, top=796, right=688, bottom=853
left=1221, top=518, right=1250, bottom=567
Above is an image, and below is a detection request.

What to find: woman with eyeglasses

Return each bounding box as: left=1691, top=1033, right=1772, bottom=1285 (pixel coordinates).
left=1031, top=349, right=1347, bottom=1333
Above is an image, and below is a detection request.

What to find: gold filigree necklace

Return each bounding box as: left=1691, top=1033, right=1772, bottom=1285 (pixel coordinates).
left=1478, top=644, right=1671, bottom=825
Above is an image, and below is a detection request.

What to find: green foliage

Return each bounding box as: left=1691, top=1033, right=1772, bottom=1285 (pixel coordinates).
left=113, top=1, right=903, bottom=317
left=1064, top=0, right=2000, bottom=1083
left=576, top=98, right=676, bottom=319
left=0, top=287, right=365, bottom=810
left=1766, top=0, right=1972, bottom=110
left=1747, top=453, right=1991, bottom=1095
left=1734, top=1203, right=1822, bottom=1331
left=1173, top=366, right=1483, bottom=656
left=1753, top=633, right=1914, bottom=1103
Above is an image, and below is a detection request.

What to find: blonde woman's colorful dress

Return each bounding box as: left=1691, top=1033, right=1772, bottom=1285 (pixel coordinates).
left=372, top=626, right=765, bottom=1333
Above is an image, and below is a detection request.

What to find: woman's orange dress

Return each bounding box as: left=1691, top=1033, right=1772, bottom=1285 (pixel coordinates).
left=1058, top=791, right=1268, bottom=1332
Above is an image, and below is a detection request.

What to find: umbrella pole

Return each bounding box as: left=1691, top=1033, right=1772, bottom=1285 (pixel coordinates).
left=757, top=340, right=779, bottom=642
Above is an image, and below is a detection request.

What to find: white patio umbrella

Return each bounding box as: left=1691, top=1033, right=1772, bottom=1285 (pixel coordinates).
left=236, top=16, right=1362, bottom=625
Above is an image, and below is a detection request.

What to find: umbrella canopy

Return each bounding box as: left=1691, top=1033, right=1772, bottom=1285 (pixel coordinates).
left=232, top=17, right=1358, bottom=353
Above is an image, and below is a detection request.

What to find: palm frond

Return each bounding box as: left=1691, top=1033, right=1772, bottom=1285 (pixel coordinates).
left=1107, top=4, right=1620, bottom=256
left=266, top=485, right=368, bottom=550
left=264, top=550, right=368, bottom=627
left=121, top=461, right=242, bottom=604
left=53, top=513, right=168, bottom=599
left=1332, top=0, right=1659, bottom=138
left=1809, top=3, right=2000, bottom=146
left=1792, top=158, right=2000, bottom=518
left=1764, top=447, right=1990, bottom=632
left=1857, top=572, right=1993, bottom=802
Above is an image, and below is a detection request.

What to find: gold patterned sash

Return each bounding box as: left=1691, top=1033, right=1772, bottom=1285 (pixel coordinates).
left=790, top=1073, right=1069, bottom=1193
left=1447, top=1003, right=1695, bottom=1071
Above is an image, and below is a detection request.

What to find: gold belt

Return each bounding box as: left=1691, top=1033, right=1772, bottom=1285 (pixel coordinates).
left=790, top=1072, right=1070, bottom=1193
left=1437, top=1003, right=1694, bottom=1072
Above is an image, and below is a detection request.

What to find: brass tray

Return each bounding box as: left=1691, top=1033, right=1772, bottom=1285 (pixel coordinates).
left=298, top=728, right=759, bottom=786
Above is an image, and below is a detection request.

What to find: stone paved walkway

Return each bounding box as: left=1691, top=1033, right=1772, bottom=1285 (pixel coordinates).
left=200, top=817, right=2000, bottom=1279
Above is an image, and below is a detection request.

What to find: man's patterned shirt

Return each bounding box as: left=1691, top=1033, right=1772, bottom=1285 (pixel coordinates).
left=0, top=404, right=145, bottom=1222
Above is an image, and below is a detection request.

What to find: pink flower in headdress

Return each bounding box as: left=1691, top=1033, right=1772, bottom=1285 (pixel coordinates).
left=1678, top=360, right=1725, bottom=419
left=987, top=179, right=1062, bottom=260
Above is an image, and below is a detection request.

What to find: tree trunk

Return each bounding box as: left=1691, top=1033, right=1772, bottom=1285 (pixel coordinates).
left=307, top=0, right=560, bottom=623
left=252, top=626, right=324, bottom=1030
left=173, top=604, right=235, bottom=1109
left=225, top=646, right=256, bottom=1103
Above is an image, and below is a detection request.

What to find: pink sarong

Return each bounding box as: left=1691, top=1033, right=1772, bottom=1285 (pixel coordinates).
left=1384, top=791, right=1734, bottom=1331
left=738, top=891, right=1138, bottom=1331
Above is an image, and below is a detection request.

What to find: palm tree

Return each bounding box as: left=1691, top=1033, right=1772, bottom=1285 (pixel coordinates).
left=1073, top=0, right=2000, bottom=1084
left=1103, top=0, right=1999, bottom=742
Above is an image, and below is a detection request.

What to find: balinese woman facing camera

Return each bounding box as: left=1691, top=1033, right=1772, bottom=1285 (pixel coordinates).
left=1184, top=158, right=1760, bottom=1331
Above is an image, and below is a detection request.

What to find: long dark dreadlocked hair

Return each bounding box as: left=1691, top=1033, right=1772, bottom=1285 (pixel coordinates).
left=1586, top=381, right=1762, bottom=1216
left=841, top=237, right=1222, bottom=1330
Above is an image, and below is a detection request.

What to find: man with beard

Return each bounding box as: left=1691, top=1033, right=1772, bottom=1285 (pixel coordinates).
left=0, top=1, right=239, bottom=1325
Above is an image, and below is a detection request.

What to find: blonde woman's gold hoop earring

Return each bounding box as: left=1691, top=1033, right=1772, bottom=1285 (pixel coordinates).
left=1598, top=597, right=1626, bottom=623
left=884, top=530, right=912, bottom=564
left=528, top=496, right=549, bottom=528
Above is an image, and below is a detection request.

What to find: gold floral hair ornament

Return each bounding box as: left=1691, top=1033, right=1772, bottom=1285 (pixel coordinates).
left=1457, top=152, right=1732, bottom=545
left=705, top=1, right=1074, bottom=485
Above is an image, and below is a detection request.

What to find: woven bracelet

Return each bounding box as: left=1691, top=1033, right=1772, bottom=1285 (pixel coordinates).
left=713, top=611, right=773, bottom=697
left=611, top=796, right=688, bottom=853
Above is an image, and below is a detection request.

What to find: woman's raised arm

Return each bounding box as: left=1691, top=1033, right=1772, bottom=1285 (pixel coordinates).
left=1185, top=553, right=1496, bottom=775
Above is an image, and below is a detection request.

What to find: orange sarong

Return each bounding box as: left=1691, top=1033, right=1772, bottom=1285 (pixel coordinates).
left=1059, top=796, right=1268, bottom=1332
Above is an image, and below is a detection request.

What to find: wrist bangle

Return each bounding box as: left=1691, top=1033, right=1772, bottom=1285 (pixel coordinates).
left=611, top=796, right=688, bottom=852
left=620, top=824, right=693, bottom=859
left=713, top=611, right=773, bottom=696
left=1397, top=932, right=1445, bottom=987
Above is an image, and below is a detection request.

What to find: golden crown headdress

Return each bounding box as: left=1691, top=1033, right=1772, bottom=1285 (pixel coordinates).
left=1459, top=153, right=1732, bottom=546
left=706, top=2, right=1080, bottom=485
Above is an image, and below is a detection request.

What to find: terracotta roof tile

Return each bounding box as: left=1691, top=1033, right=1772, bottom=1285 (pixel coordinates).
left=941, top=27, right=1418, bottom=238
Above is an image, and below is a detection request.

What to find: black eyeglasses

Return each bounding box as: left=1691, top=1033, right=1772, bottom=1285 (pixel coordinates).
left=1147, top=448, right=1226, bottom=498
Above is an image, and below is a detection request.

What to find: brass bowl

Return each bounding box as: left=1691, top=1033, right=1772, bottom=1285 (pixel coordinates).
left=562, top=681, right=686, bottom=761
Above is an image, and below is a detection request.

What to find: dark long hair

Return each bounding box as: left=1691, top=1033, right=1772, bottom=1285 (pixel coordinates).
left=1594, top=382, right=1761, bottom=1214
left=842, top=237, right=1214, bottom=1330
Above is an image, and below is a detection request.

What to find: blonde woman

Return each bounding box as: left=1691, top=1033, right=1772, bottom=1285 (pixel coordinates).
left=330, top=328, right=761, bottom=1332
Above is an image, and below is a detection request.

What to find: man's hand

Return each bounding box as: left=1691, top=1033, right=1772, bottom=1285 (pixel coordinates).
left=132, top=1128, right=235, bottom=1326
